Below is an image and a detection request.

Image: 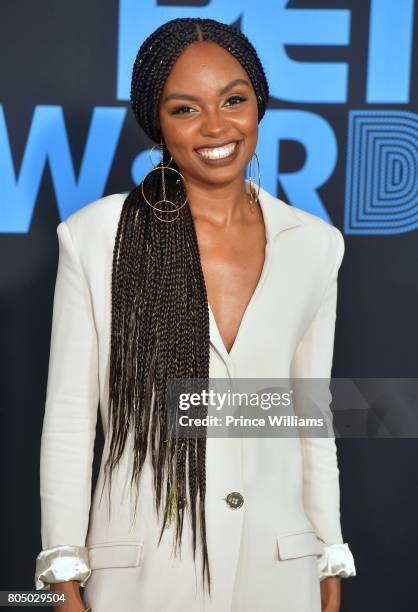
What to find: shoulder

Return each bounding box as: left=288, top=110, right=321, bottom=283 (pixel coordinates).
left=56, top=192, right=126, bottom=250
left=54, top=193, right=126, bottom=275
left=60, top=192, right=125, bottom=236
left=288, top=202, right=344, bottom=265
left=261, top=186, right=345, bottom=276
left=293, top=205, right=345, bottom=279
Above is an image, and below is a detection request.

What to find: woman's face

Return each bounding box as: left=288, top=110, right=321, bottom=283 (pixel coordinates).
left=158, top=41, right=259, bottom=187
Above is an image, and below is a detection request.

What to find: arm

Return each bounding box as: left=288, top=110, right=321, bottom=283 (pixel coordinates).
left=35, top=220, right=99, bottom=591
left=290, top=225, right=355, bottom=582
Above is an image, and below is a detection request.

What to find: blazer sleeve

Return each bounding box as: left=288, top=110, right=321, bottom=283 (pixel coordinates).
left=290, top=225, right=356, bottom=581
left=35, top=220, right=98, bottom=589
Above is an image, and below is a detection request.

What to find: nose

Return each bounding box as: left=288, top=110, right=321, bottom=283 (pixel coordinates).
left=200, top=108, right=228, bottom=137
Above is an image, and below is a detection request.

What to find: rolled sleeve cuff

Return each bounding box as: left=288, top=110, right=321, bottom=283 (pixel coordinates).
left=35, top=545, right=91, bottom=590
left=318, top=543, right=356, bottom=581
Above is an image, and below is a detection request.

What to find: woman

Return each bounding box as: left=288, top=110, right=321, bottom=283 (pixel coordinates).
left=35, top=17, right=355, bottom=612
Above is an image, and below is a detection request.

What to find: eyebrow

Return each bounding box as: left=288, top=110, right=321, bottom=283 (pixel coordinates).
left=162, top=78, right=251, bottom=103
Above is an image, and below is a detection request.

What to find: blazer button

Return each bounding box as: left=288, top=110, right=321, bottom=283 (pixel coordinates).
left=225, top=491, right=244, bottom=509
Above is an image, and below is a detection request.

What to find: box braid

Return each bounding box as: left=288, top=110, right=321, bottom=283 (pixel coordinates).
left=101, top=17, right=269, bottom=597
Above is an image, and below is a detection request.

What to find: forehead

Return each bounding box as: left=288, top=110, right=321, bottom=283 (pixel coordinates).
left=162, top=41, right=250, bottom=93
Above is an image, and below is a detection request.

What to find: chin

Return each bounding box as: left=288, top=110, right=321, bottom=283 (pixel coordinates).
left=198, top=167, right=245, bottom=185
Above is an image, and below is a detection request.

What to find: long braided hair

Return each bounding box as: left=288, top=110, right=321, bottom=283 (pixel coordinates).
left=102, top=17, right=269, bottom=595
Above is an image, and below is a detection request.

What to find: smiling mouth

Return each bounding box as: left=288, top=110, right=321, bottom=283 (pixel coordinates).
left=195, top=140, right=240, bottom=161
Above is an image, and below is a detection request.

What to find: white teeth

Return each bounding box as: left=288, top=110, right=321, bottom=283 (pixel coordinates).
left=197, top=141, right=237, bottom=160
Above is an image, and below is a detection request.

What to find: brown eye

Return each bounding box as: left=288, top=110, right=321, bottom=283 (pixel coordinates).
left=171, top=105, right=194, bottom=115
left=225, top=95, right=247, bottom=106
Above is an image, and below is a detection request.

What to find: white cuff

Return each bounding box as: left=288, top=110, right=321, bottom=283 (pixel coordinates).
left=35, top=545, right=91, bottom=590
left=318, top=543, right=356, bottom=581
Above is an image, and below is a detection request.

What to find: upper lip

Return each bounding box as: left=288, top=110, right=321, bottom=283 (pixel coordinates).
left=195, top=139, right=240, bottom=150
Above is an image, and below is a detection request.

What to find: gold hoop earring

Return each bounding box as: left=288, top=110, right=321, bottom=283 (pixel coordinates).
left=141, top=136, right=188, bottom=222
left=148, top=142, right=172, bottom=168
left=246, top=152, right=261, bottom=212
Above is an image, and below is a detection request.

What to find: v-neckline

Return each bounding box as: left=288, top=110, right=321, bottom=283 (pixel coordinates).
left=206, top=195, right=272, bottom=362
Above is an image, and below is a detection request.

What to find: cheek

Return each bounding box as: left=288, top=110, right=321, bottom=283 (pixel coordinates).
left=161, top=121, right=197, bottom=171
left=233, top=106, right=259, bottom=139
left=160, top=116, right=195, bottom=150
left=245, top=117, right=259, bottom=139
left=173, top=126, right=195, bottom=149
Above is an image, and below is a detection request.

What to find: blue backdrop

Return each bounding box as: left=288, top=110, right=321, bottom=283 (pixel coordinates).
left=0, top=1, right=417, bottom=610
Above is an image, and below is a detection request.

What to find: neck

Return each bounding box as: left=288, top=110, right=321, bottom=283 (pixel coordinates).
left=183, top=173, right=252, bottom=230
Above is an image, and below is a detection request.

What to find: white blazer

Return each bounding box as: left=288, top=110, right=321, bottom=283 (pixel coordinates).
left=35, top=182, right=355, bottom=612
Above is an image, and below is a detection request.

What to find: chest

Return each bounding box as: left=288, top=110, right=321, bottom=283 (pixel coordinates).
left=196, top=222, right=266, bottom=355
